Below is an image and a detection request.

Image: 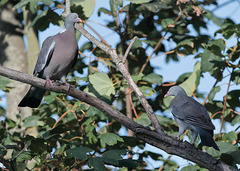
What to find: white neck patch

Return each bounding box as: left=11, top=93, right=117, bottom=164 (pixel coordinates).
left=60, top=28, right=67, bottom=34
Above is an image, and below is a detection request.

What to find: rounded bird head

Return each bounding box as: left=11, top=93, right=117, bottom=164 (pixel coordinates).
left=164, top=85, right=187, bottom=97
left=65, top=13, right=82, bottom=30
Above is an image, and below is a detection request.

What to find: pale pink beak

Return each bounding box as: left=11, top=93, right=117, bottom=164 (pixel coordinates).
left=76, top=18, right=82, bottom=22
left=164, top=92, right=169, bottom=98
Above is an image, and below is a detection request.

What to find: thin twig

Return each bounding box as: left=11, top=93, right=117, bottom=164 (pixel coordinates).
left=74, top=23, right=164, bottom=134
left=230, top=109, right=240, bottom=115
left=15, top=143, right=27, bottom=158
left=82, top=20, right=110, bottom=47
left=203, top=79, right=219, bottom=105
left=0, top=145, right=8, bottom=152
left=56, top=96, right=79, bottom=120
left=128, top=88, right=139, bottom=119
left=139, top=32, right=167, bottom=73
left=211, top=111, right=222, bottom=119
left=52, top=110, right=74, bottom=128
left=219, top=68, right=234, bottom=138
left=123, top=36, right=138, bottom=63
left=151, top=50, right=175, bottom=59
left=139, top=1, right=191, bottom=73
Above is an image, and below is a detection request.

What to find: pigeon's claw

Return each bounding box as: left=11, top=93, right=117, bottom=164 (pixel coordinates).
left=44, top=76, right=52, bottom=87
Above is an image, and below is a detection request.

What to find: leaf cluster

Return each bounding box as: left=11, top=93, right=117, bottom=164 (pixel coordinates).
left=0, top=0, right=240, bottom=170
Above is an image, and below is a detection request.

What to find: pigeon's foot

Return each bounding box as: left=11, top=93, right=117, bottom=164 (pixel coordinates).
left=169, top=135, right=180, bottom=140
left=44, top=77, right=52, bottom=87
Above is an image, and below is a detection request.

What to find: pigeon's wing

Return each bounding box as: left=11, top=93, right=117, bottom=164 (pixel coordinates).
left=171, top=95, right=215, bottom=130
left=33, top=36, right=55, bottom=77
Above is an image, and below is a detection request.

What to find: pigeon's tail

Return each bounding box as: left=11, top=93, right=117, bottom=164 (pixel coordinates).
left=198, top=128, right=220, bottom=151
left=18, top=86, right=46, bottom=108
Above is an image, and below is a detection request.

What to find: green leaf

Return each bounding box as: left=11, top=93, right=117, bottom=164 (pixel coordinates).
left=0, top=106, right=5, bottom=117
left=161, top=18, right=175, bottom=29
left=179, top=61, right=201, bottom=96
left=12, top=160, right=26, bottom=171
left=139, top=86, right=154, bottom=97
left=66, top=147, right=92, bottom=160
left=102, top=149, right=126, bottom=166
left=181, top=165, right=207, bottom=171
left=102, top=149, right=126, bottom=159
left=132, top=39, right=142, bottom=49
left=215, top=19, right=236, bottom=39
left=131, top=73, right=144, bottom=82
left=102, top=156, right=119, bottom=165
left=142, top=73, right=162, bottom=84
left=0, top=0, right=8, bottom=6
left=177, top=39, right=194, bottom=47
left=44, top=92, right=62, bottom=103
left=176, top=72, right=191, bottom=84
left=100, top=133, right=124, bottom=148
left=128, top=0, right=151, bottom=4
left=134, top=113, right=151, bottom=127
left=156, top=115, right=176, bottom=130
left=0, top=76, right=10, bottom=89
left=86, top=106, right=108, bottom=120
left=54, top=144, right=67, bottom=155
left=201, top=49, right=222, bottom=77
left=222, top=131, right=237, bottom=143
left=204, top=10, right=223, bottom=27
left=15, top=151, right=31, bottom=162
left=208, top=142, right=239, bottom=165
left=29, top=138, right=47, bottom=154
left=73, top=0, right=96, bottom=18
left=89, top=72, right=115, bottom=97
left=29, top=10, right=48, bottom=29
left=231, top=70, right=240, bottom=85
left=13, top=0, right=32, bottom=9
left=88, top=157, right=106, bottom=171
left=4, top=117, right=16, bottom=128
left=23, top=115, right=40, bottom=127
left=41, top=0, right=53, bottom=6
left=231, top=115, right=240, bottom=126
left=208, top=86, right=220, bottom=101
left=118, top=159, right=138, bottom=168
left=98, top=7, right=112, bottom=17
left=227, top=90, right=240, bottom=108
left=208, top=39, right=226, bottom=51
left=218, top=142, right=238, bottom=154
left=137, top=2, right=171, bottom=12
left=110, top=0, right=122, bottom=17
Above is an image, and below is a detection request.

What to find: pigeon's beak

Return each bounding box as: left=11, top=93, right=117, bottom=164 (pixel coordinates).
left=164, top=92, right=169, bottom=98
left=76, top=18, right=82, bottom=22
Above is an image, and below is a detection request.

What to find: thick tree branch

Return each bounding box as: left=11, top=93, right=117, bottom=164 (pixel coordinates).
left=0, top=66, right=142, bottom=132
left=74, top=23, right=164, bottom=135
left=0, top=66, right=237, bottom=171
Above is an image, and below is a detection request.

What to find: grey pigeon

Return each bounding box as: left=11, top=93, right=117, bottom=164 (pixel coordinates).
left=18, top=13, right=81, bottom=108
left=164, top=86, right=219, bottom=151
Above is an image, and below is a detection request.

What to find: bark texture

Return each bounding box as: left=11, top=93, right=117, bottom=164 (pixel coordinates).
left=0, top=3, right=31, bottom=122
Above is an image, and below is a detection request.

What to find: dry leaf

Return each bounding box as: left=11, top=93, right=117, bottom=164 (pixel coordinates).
left=192, top=6, right=203, bottom=16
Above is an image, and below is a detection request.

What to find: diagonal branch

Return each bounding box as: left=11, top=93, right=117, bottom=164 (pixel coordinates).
left=0, top=66, right=142, bottom=131
left=0, top=66, right=237, bottom=171
left=74, top=23, right=164, bottom=135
